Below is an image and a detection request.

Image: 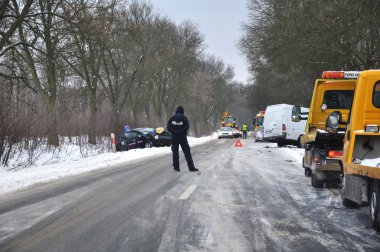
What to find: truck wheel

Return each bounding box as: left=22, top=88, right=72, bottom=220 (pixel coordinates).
left=302, top=157, right=307, bottom=168
left=297, top=136, right=303, bottom=148
left=311, top=158, right=323, bottom=188
left=304, top=168, right=311, bottom=177
left=326, top=182, right=338, bottom=188
left=341, top=176, right=357, bottom=207
left=277, top=140, right=284, bottom=147
left=370, top=182, right=380, bottom=231
left=311, top=171, right=323, bottom=188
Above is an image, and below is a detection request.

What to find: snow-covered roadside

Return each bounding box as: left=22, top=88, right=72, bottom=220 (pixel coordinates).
left=0, top=135, right=217, bottom=196
left=279, top=146, right=380, bottom=168
left=277, top=145, right=304, bottom=165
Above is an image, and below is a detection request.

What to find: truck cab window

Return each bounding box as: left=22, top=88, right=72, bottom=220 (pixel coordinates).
left=256, top=117, right=264, bottom=126
left=373, top=82, right=380, bottom=108
left=323, top=90, right=354, bottom=109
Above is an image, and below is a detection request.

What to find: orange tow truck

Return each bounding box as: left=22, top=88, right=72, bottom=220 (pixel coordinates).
left=292, top=71, right=357, bottom=188
left=220, top=112, right=237, bottom=128
left=338, top=70, right=380, bottom=231
left=253, top=111, right=265, bottom=142
left=253, top=111, right=265, bottom=131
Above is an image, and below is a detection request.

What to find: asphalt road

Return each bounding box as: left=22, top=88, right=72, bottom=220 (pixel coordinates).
left=1, top=139, right=380, bottom=251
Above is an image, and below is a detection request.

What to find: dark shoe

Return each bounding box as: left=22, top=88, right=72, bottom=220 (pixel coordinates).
left=189, top=167, right=198, bottom=172
left=174, top=168, right=180, bottom=172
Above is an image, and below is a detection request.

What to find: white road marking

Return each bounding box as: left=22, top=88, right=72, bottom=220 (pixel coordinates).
left=179, top=185, right=198, bottom=200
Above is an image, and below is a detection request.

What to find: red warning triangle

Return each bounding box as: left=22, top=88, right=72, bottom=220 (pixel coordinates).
left=235, top=139, right=243, bottom=147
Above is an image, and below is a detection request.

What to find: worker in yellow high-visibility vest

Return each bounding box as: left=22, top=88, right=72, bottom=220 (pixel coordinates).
left=241, top=123, right=248, bottom=139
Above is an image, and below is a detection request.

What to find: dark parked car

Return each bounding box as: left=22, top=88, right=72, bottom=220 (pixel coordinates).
left=133, top=127, right=155, bottom=135
left=152, top=127, right=171, bottom=147
left=116, top=130, right=153, bottom=151
left=232, top=127, right=242, bottom=138
left=134, top=127, right=171, bottom=147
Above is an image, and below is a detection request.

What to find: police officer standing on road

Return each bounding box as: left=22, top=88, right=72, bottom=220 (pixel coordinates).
left=241, top=122, right=248, bottom=139
left=167, top=106, right=198, bottom=172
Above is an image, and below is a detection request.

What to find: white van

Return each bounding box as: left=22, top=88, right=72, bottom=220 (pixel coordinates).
left=263, top=104, right=308, bottom=147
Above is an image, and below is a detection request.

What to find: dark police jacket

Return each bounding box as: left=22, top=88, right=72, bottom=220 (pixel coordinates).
left=167, top=113, right=189, bottom=139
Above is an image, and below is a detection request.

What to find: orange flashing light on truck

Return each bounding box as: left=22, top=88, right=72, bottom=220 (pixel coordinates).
left=338, top=70, right=380, bottom=231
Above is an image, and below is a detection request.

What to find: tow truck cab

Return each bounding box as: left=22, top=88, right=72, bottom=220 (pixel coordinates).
left=293, top=71, right=357, bottom=188
left=253, top=111, right=265, bottom=142
left=254, top=111, right=265, bottom=131
left=340, top=70, right=380, bottom=231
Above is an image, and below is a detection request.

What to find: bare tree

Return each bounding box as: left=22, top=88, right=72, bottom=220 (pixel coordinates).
left=0, top=0, right=33, bottom=53
left=12, top=0, right=73, bottom=146
left=240, top=0, right=380, bottom=109
left=60, top=0, right=112, bottom=144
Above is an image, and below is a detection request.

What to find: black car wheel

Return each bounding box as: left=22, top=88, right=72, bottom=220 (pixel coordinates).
left=145, top=142, right=152, bottom=148
left=277, top=140, right=284, bottom=147
left=297, top=136, right=303, bottom=148
left=304, top=168, right=311, bottom=177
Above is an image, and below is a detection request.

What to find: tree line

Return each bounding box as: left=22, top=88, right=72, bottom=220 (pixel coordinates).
left=240, top=0, right=380, bottom=112
left=0, top=0, right=236, bottom=165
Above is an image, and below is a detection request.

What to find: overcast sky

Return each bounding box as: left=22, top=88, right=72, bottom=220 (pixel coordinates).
left=151, top=0, right=250, bottom=84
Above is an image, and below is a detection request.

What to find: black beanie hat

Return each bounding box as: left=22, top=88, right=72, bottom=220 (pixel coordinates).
left=176, top=106, right=184, bottom=114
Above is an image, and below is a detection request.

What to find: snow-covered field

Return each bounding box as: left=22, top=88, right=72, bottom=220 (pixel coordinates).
left=0, top=135, right=217, bottom=196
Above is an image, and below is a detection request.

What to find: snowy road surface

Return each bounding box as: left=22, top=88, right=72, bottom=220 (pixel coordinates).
left=1, top=140, right=380, bottom=251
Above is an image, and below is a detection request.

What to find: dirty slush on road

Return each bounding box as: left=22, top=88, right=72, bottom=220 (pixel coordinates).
left=131, top=140, right=380, bottom=252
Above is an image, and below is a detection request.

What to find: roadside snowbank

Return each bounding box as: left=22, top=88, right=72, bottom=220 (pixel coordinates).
left=0, top=135, right=216, bottom=196
left=278, top=146, right=304, bottom=165
left=361, top=157, right=380, bottom=167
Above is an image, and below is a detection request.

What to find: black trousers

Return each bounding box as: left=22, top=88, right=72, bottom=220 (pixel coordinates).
left=171, top=136, right=195, bottom=170
left=242, top=131, right=247, bottom=139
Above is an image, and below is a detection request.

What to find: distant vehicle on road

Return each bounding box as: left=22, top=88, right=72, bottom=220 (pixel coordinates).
left=253, top=110, right=265, bottom=142
left=263, top=104, right=308, bottom=147
left=254, top=125, right=264, bottom=142
left=116, top=130, right=152, bottom=151
left=134, top=127, right=155, bottom=135
left=232, top=128, right=242, bottom=138
left=220, top=111, right=237, bottom=128
left=217, top=127, right=234, bottom=139
left=253, top=110, right=265, bottom=131
left=151, top=127, right=171, bottom=147
left=134, top=127, right=171, bottom=147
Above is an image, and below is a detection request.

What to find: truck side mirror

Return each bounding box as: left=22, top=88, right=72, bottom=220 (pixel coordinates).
left=291, top=106, right=302, bottom=122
